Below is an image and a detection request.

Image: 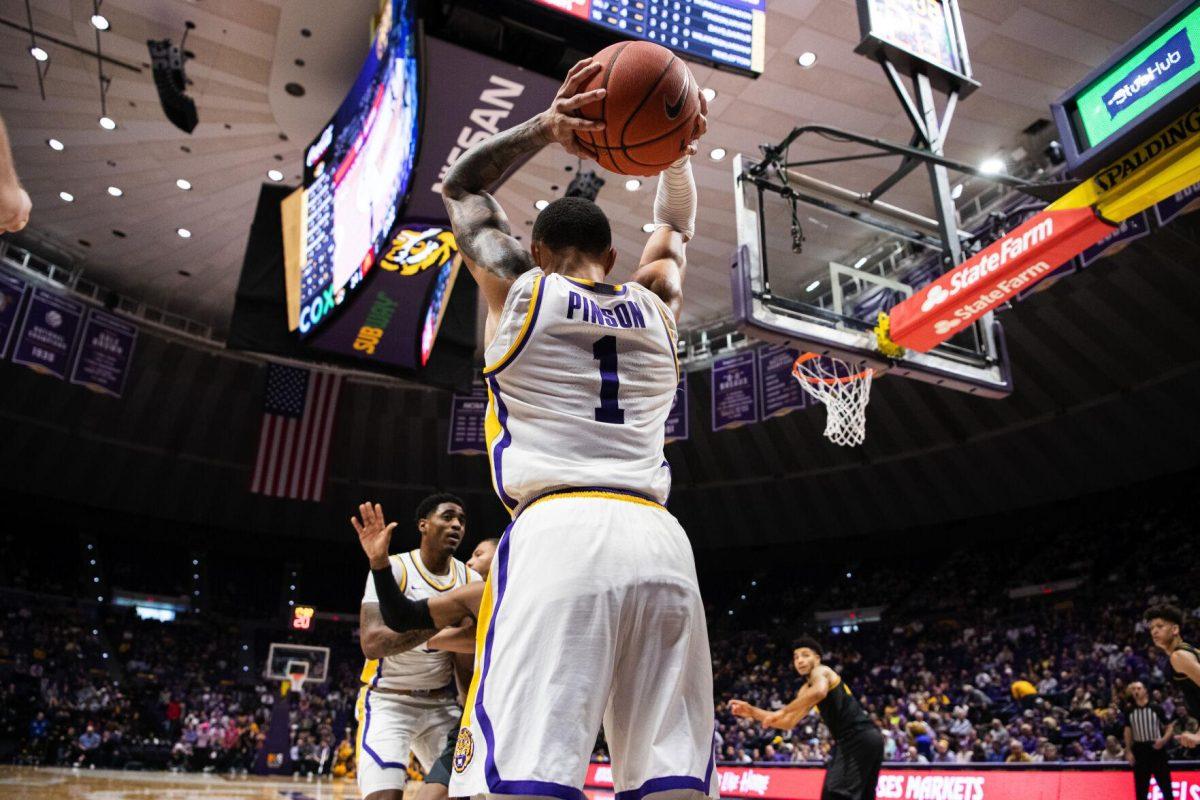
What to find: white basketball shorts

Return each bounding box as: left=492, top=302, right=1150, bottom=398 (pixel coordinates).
left=449, top=490, right=718, bottom=800
left=355, top=688, right=461, bottom=797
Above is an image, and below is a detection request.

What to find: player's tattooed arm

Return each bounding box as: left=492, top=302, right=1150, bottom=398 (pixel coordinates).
left=359, top=602, right=436, bottom=659
left=441, top=58, right=606, bottom=285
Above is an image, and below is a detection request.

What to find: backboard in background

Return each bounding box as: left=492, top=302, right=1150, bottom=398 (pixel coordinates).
left=732, top=154, right=1012, bottom=398
left=265, top=643, right=330, bottom=685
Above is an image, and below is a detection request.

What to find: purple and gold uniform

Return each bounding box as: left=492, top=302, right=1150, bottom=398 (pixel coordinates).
left=451, top=268, right=717, bottom=800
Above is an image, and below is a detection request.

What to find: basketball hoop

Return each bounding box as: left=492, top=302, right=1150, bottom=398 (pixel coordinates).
left=792, top=353, right=874, bottom=447
left=285, top=659, right=309, bottom=695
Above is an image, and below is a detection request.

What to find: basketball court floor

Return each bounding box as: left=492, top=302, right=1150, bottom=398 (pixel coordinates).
left=0, top=766, right=618, bottom=800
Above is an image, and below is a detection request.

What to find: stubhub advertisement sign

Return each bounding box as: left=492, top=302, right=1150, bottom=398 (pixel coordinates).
left=585, top=763, right=1200, bottom=800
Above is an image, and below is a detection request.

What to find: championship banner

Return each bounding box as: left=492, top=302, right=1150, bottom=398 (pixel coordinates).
left=408, top=36, right=562, bottom=221
left=448, top=381, right=488, bottom=455
left=0, top=270, right=27, bottom=359
left=69, top=308, right=138, bottom=398
left=757, top=344, right=806, bottom=419
left=1079, top=210, right=1151, bottom=266
left=10, top=287, right=85, bottom=380
left=1155, top=180, right=1200, bottom=225
left=585, top=763, right=1200, bottom=800
left=665, top=372, right=689, bottom=443
left=712, top=351, right=758, bottom=431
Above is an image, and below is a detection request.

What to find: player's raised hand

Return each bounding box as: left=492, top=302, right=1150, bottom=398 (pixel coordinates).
left=0, top=183, right=31, bottom=233
left=351, top=502, right=396, bottom=570
left=727, top=699, right=753, bottom=718
left=537, top=57, right=605, bottom=160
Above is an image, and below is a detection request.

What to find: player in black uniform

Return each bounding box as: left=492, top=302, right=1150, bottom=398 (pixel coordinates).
left=730, top=637, right=883, bottom=800
left=1145, top=604, right=1200, bottom=748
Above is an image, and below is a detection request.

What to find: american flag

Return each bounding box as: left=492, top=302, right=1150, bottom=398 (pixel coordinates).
left=250, top=364, right=342, bottom=501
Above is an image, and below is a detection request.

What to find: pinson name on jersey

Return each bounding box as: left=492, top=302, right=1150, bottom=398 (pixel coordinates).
left=566, top=290, right=647, bottom=329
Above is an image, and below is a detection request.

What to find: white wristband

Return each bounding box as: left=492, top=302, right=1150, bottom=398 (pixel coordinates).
left=653, top=156, right=697, bottom=242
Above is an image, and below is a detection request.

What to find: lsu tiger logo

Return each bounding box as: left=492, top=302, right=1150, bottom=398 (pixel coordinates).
left=380, top=227, right=458, bottom=276
left=453, top=727, right=474, bottom=773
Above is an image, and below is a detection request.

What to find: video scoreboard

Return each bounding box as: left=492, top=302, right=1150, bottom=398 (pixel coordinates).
left=528, top=0, right=765, bottom=75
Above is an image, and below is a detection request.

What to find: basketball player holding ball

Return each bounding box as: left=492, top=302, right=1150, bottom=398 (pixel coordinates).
left=422, top=45, right=711, bottom=800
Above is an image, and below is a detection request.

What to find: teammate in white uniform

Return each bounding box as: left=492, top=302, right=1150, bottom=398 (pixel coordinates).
left=432, top=57, right=715, bottom=800
left=353, top=495, right=480, bottom=800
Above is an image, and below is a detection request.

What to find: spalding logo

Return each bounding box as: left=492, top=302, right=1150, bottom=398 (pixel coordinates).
left=380, top=228, right=458, bottom=276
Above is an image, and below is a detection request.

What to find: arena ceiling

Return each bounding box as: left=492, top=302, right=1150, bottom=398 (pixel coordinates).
left=0, top=0, right=1177, bottom=334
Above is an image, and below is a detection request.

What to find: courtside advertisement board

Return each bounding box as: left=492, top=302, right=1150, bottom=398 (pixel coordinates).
left=585, top=764, right=1200, bottom=800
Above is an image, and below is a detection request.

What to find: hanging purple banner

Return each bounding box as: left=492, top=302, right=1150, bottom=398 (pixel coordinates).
left=711, top=351, right=758, bottom=431
left=69, top=308, right=138, bottom=397
left=11, top=287, right=84, bottom=380
left=1154, top=182, right=1200, bottom=226
left=0, top=270, right=28, bottom=359
left=447, top=381, right=488, bottom=455
left=1079, top=212, right=1150, bottom=267
left=757, top=344, right=806, bottom=419
left=664, top=372, right=689, bottom=443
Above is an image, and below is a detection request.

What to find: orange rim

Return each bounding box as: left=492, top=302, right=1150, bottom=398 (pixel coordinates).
left=791, top=352, right=873, bottom=385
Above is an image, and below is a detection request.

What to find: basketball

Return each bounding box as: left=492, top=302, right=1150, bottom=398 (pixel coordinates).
left=573, top=41, right=702, bottom=177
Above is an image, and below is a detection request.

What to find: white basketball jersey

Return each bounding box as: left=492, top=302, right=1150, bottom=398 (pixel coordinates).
left=482, top=269, right=679, bottom=515
left=360, top=551, right=478, bottom=691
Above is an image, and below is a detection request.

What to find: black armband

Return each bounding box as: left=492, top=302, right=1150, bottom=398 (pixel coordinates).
left=372, top=567, right=434, bottom=632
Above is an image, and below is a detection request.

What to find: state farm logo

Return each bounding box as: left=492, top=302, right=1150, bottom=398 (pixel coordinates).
left=876, top=774, right=986, bottom=800
left=917, top=217, right=1054, bottom=315
left=921, top=284, right=950, bottom=312
left=933, top=318, right=961, bottom=335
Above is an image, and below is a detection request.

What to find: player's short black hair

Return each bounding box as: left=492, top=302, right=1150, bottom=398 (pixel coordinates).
left=532, top=197, right=612, bottom=255
left=1144, top=603, right=1184, bottom=626
left=415, top=493, right=465, bottom=526
left=794, top=635, right=823, bottom=657
left=479, top=537, right=500, bottom=547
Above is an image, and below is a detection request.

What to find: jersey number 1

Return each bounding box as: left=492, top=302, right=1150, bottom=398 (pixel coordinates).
left=592, top=335, right=625, bottom=424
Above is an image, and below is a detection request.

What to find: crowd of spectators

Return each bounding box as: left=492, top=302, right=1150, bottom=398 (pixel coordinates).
left=709, top=492, right=1200, bottom=765
left=0, top=593, right=360, bottom=775
left=2, top=478, right=1198, bottom=772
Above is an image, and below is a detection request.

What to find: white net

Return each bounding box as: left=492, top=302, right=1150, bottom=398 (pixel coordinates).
left=792, top=354, right=874, bottom=447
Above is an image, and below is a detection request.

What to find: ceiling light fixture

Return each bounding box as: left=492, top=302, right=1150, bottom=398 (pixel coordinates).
left=176, top=178, right=192, bottom=191
left=979, top=157, right=1005, bottom=175
left=534, top=199, right=549, bottom=210
left=107, top=186, right=123, bottom=197
left=47, top=138, right=64, bottom=151
left=59, top=191, right=74, bottom=202
left=951, top=183, right=964, bottom=199
left=805, top=280, right=820, bottom=292
left=266, top=169, right=284, bottom=182
left=709, top=147, right=727, bottom=160
left=701, top=87, right=717, bottom=103
left=853, top=257, right=868, bottom=268
left=797, top=51, right=817, bottom=68
left=642, top=223, right=656, bottom=233
left=99, top=116, right=116, bottom=130
left=30, top=46, right=49, bottom=62
left=177, top=228, right=192, bottom=239
left=624, top=179, right=641, bottom=191
left=90, top=14, right=110, bottom=30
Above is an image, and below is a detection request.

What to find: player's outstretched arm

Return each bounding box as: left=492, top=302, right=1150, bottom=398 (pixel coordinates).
left=442, top=58, right=606, bottom=324
left=0, top=114, right=32, bottom=233
left=631, top=94, right=706, bottom=319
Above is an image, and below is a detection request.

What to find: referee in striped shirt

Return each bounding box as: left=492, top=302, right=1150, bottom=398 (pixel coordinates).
left=1124, top=681, right=1175, bottom=800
